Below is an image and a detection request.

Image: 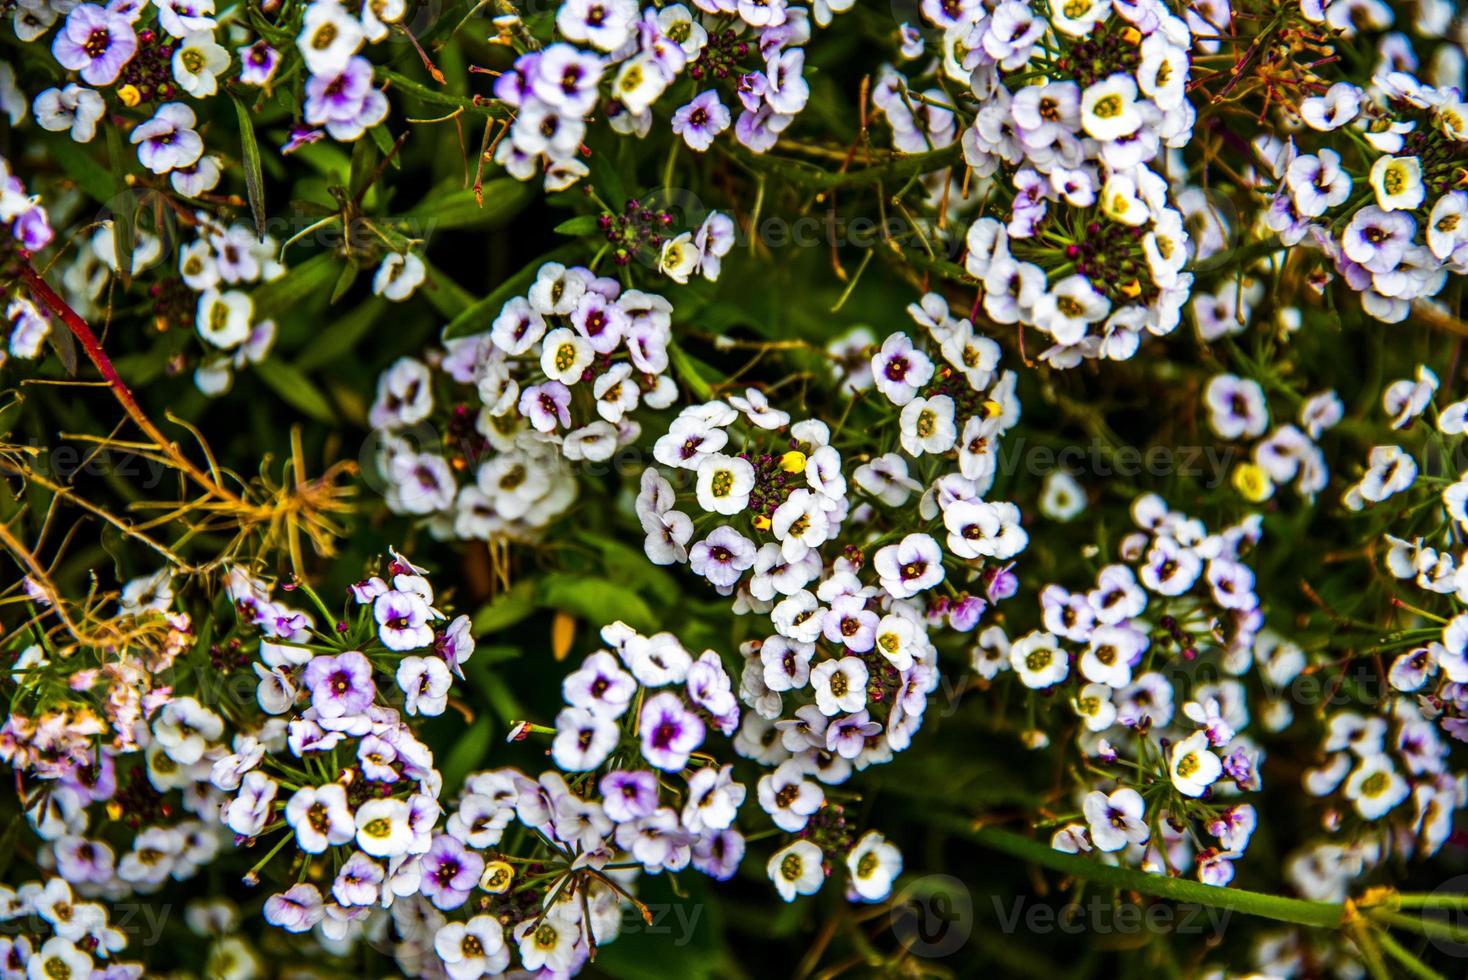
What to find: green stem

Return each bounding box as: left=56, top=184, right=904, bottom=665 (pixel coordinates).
left=944, top=821, right=1345, bottom=929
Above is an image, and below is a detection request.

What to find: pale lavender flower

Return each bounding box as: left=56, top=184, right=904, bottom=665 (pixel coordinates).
left=129, top=102, right=203, bottom=174
left=52, top=5, right=137, bottom=86
left=302, top=650, right=376, bottom=718
left=600, top=770, right=659, bottom=823
left=374, top=589, right=434, bottom=650
left=419, top=834, right=484, bottom=910
left=639, top=692, right=705, bottom=770
left=263, top=884, right=324, bottom=933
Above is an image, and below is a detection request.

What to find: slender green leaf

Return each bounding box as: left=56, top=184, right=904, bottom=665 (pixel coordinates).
left=553, top=214, right=602, bottom=237
left=472, top=580, right=538, bottom=635
left=252, top=253, right=338, bottom=320
left=231, top=93, right=268, bottom=238
left=255, top=358, right=336, bottom=422
left=104, top=125, right=134, bottom=289
left=294, top=296, right=387, bottom=368
left=396, top=179, right=535, bottom=233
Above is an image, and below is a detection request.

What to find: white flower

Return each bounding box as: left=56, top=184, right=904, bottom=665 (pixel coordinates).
left=30, top=937, right=93, bottom=980
left=1137, top=35, right=1187, bottom=110
left=847, top=831, right=902, bottom=901
left=1286, top=149, right=1352, bottom=217
left=614, top=55, right=670, bottom=115
left=658, top=232, right=700, bottom=283
left=1079, top=625, right=1143, bottom=688
left=33, top=84, right=105, bottom=142
left=872, top=533, right=945, bottom=599
left=771, top=488, right=832, bottom=561
left=297, top=0, right=364, bottom=75
left=1427, top=191, right=1468, bottom=261
left=196, top=289, right=253, bottom=348
left=435, top=916, right=509, bottom=980
left=768, top=839, right=824, bottom=901
left=1073, top=682, right=1117, bottom=731
left=1009, top=631, right=1068, bottom=689
left=1369, top=155, right=1425, bottom=212
left=373, top=251, right=425, bottom=301
left=354, top=798, right=413, bottom=857
left=539, top=327, right=594, bottom=385
left=1204, top=373, right=1269, bottom=439
left=1382, top=364, right=1438, bottom=429
left=173, top=30, right=229, bottom=97
left=1039, top=471, right=1086, bottom=521
left=898, top=395, right=957, bottom=456
left=810, top=656, right=868, bottom=715
left=1343, top=754, right=1410, bottom=820
left=397, top=655, right=451, bottom=716
left=695, top=453, right=756, bottom=515
left=1033, top=275, right=1109, bottom=344
left=1300, top=82, right=1361, bottom=130
left=1083, top=788, right=1149, bottom=852
left=1100, top=173, right=1150, bottom=226
left=1169, top=731, right=1222, bottom=798
left=1080, top=74, right=1142, bottom=141
left=285, top=783, right=355, bottom=853
left=551, top=706, right=618, bottom=771
left=871, top=332, right=935, bottom=406
left=873, top=614, right=918, bottom=670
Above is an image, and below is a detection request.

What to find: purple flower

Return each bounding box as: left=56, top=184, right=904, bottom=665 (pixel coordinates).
left=333, top=851, right=385, bottom=906
left=282, top=125, right=325, bottom=154
left=129, top=102, right=203, bottom=174
left=599, top=770, right=659, bottom=823
left=947, top=596, right=986, bottom=631
left=263, top=884, right=324, bottom=933
left=419, top=833, right=484, bottom=910
left=52, top=4, right=137, bottom=86
left=518, top=381, right=572, bottom=432
left=734, top=104, right=792, bottom=153
left=689, top=525, right=756, bottom=591
left=691, top=828, right=744, bottom=880
left=826, top=710, right=882, bottom=759
left=303, top=55, right=389, bottom=142
left=302, top=650, right=376, bottom=719
left=672, top=91, right=732, bottom=152
left=237, top=40, right=280, bottom=86
left=373, top=589, right=434, bottom=650
left=563, top=650, right=636, bottom=719
left=638, top=692, right=705, bottom=771
left=436, top=614, right=475, bottom=677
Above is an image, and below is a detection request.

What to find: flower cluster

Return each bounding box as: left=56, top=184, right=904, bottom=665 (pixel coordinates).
left=0, top=877, right=144, bottom=980
left=1257, top=22, right=1468, bottom=323
left=877, top=0, right=1200, bottom=366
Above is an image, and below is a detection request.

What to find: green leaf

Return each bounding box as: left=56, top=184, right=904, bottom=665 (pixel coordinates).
left=442, top=243, right=583, bottom=339
left=252, top=253, right=338, bottom=320
left=438, top=716, right=492, bottom=795
left=104, top=125, right=135, bottom=289
left=667, top=340, right=716, bottom=401
left=45, top=136, right=113, bottom=204
left=293, top=296, right=387, bottom=368
left=395, top=179, right=535, bottom=233
left=330, top=262, right=360, bottom=304
left=255, top=358, right=336, bottom=422
left=231, top=93, right=268, bottom=238
left=537, top=574, right=656, bottom=633
left=420, top=259, right=476, bottom=320
left=369, top=124, right=400, bottom=168
left=553, top=214, right=603, bottom=237
left=472, top=580, right=538, bottom=635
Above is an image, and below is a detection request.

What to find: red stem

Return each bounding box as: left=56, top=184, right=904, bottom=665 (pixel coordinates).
left=17, top=256, right=243, bottom=504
